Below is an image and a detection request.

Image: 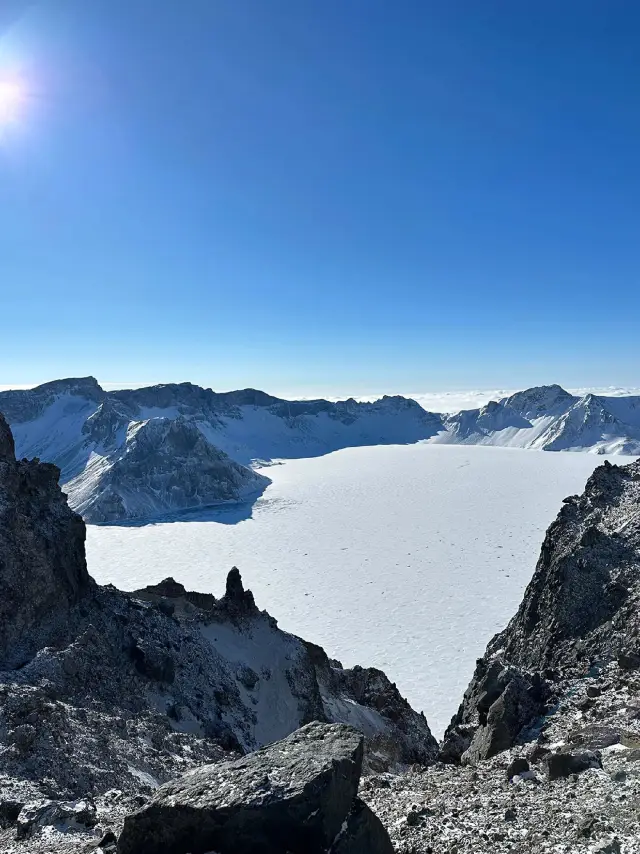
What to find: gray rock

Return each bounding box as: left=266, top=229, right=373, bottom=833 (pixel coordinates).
left=16, top=798, right=97, bottom=839
left=0, top=799, right=23, bottom=829
left=129, top=640, right=175, bottom=684
left=506, top=757, right=530, bottom=780
left=544, top=750, right=602, bottom=781
left=566, top=724, right=624, bottom=751
left=617, top=650, right=640, bottom=670
left=333, top=798, right=394, bottom=854
left=592, top=838, right=621, bottom=854
left=117, top=721, right=388, bottom=854
left=455, top=665, right=548, bottom=763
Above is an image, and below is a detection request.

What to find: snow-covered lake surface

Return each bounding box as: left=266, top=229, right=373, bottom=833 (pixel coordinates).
left=86, top=444, right=635, bottom=738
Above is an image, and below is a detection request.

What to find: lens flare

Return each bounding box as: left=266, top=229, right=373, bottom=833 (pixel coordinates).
left=0, top=79, right=24, bottom=124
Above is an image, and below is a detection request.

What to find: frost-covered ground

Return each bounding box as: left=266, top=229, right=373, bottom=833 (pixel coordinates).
left=86, top=444, right=635, bottom=737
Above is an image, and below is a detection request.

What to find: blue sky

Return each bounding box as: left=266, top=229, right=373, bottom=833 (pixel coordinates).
left=1, top=1, right=639, bottom=396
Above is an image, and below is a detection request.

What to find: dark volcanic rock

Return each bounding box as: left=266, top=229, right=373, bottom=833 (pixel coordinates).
left=117, top=721, right=389, bottom=854
left=305, top=640, right=439, bottom=768
left=332, top=797, right=394, bottom=854
left=495, top=459, right=640, bottom=671
left=0, top=412, right=91, bottom=668
left=219, top=566, right=259, bottom=616
left=0, top=413, right=15, bottom=458
left=506, top=756, right=530, bottom=780
left=443, top=458, right=640, bottom=762
left=544, top=750, right=602, bottom=781
left=442, top=659, right=549, bottom=763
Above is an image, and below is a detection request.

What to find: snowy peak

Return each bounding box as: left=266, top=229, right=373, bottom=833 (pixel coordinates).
left=538, top=393, right=640, bottom=453
left=433, top=384, right=640, bottom=454
left=2, top=378, right=639, bottom=525
left=443, top=400, right=531, bottom=440
left=501, top=384, right=576, bottom=419
left=0, top=376, right=105, bottom=423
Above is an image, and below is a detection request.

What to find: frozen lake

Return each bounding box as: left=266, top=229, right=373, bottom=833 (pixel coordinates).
left=86, top=444, right=634, bottom=737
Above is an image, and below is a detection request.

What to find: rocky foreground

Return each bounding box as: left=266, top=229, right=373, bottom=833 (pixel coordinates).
left=0, top=412, right=434, bottom=852
left=1, top=410, right=640, bottom=852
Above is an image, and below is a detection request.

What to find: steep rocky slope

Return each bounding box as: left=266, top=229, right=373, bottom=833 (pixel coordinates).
left=0, top=413, right=91, bottom=668
left=0, top=418, right=436, bottom=850
left=67, top=416, right=270, bottom=524
left=443, top=456, right=640, bottom=767
left=383, top=455, right=640, bottom=853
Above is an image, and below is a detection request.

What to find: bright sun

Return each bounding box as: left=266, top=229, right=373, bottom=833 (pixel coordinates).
left=0, top=80, right=24, bottom=124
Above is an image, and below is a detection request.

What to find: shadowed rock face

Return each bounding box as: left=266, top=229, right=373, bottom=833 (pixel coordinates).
left=0, top=413, right=91, bottom=668
left=442, top=457, right=640, bottom=764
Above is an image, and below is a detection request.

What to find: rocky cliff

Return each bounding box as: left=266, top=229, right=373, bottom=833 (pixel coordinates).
left=0, top=412, right=91, bottom=668
left=442, top=457, right=640, bottom=766
left=369, top=456, right=640, bottom=854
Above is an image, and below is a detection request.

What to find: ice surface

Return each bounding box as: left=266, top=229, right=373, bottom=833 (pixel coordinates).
left=86, top=444, right=636, bottom=737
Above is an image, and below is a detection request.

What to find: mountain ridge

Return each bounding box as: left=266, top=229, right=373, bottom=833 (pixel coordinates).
left=1, top=378, right=639, bottom=524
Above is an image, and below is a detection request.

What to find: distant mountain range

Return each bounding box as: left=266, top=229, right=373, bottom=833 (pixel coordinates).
left=0, top=378, right=638, bottom=523
left=434, top=383, right=640, bottom=454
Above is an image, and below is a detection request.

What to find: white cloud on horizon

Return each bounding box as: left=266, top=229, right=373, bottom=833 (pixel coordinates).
left=1, top=382, right=639, bottom=414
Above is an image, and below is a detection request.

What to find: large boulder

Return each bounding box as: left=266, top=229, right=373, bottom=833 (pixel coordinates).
left=0, top=412, right=91, bottom=667
left=118, top=721, right=393, bottom=854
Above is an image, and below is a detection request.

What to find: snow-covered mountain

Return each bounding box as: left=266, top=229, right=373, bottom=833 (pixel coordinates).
left=0, top=377, right=442, bottom=523
left=1, top=378, right=638, bottom=524
left=435, top=384, right=640, bottom=454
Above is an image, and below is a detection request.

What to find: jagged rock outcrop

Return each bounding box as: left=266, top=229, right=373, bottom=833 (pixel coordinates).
left=118, top=722, right=393, bottom=854
left=0, top=412, right=91, bottom=668
left=305, top=641, right=438, bottom=770
left=442, top=457, right=640, bottom=764
left=494, top=458, right=640, bottom=671
left=442, top=658, right=550, bottom=764
left=137, top=572, right=438, bottom=767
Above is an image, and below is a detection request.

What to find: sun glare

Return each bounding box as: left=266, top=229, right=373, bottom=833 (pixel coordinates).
left=0, top=79, right=24, bottom=124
